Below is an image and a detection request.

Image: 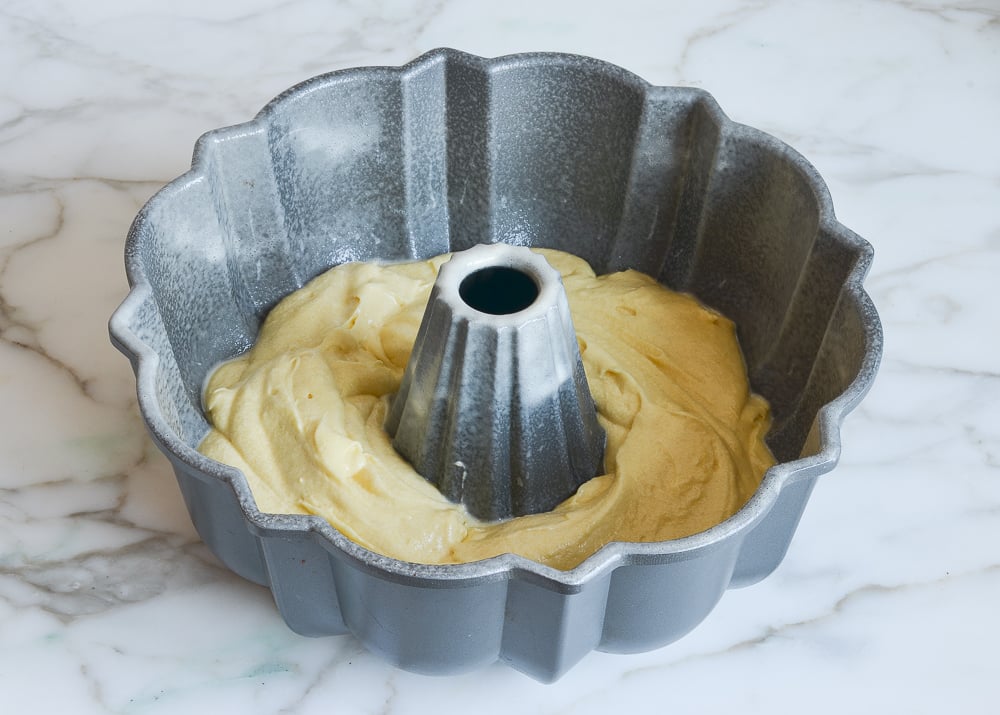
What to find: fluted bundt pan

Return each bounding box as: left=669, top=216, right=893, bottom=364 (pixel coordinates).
left=109, top=49, right=882, bottom=682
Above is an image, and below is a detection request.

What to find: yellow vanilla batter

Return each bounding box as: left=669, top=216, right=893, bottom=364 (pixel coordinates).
left=199, top=249, right=774, bottom=570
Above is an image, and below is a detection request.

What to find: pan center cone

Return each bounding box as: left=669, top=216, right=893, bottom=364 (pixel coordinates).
left=384, top=243, right=606, bottom=521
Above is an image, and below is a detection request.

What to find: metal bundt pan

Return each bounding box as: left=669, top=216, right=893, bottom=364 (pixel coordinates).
left=109, top=49, right=882, bottom=682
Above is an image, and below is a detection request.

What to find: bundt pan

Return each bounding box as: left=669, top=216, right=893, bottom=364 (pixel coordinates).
left=109, top=49, right=882, bottom=682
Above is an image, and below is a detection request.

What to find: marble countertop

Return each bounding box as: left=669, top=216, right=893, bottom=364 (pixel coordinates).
left=2, top=1, right=997, bottom=712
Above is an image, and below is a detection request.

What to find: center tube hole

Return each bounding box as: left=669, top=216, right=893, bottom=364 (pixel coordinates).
left=459, top=266, right=540, bottom=316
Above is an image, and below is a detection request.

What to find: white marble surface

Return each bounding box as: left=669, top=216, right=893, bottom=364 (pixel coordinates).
left=1, top=0, right=997, bottom=711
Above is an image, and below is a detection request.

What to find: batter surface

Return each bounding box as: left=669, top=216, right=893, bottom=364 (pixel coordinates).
left=199, top=249, right=774, bottom=570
